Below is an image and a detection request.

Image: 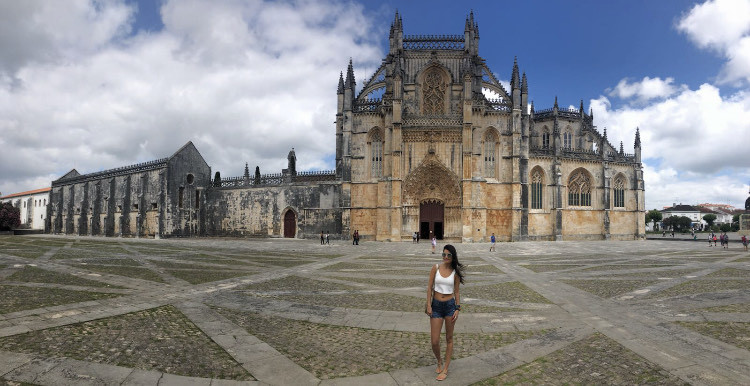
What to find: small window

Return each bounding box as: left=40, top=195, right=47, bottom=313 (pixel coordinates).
left=152, top=203, right=158, bottom=210
left=195, top=190, right=200, bottom=209
left=186, top=174, right=195, bottom=184
left=133, top=204, right=139, bottom=210
left=542, top=132, right=550, bottom=148
left=117, top=205, right=122, bottom=212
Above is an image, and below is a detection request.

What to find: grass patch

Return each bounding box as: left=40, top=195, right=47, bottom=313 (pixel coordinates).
left=463, top=282, right=552, bottom=304
left=676, top=321, right=750, bottom=351
left=0, top=285, right=121, bottom=314
left=0, top=305, right=253, bottom=380
left=6, top=266, right=124, bottom=288
left=73, top=264, right=166, bottom=283
left=561, top=279, right=657, bottom=298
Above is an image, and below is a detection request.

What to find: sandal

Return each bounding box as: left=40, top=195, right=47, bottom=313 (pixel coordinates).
left=436, top=371, right=448, bottom=381
left=435, top=362, right=443, bottom=374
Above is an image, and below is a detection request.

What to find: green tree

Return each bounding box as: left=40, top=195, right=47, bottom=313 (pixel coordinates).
left=0, top=202, right=21, bottom=231
left=720, top=223, right=731, bottom=232
left=646, top=209, right=662, bottom=225
left=663, top=216, right=692, bottom=232
left=703, top=214, right=717, bottom=227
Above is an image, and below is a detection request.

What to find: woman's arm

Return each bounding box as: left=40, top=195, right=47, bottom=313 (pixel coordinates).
left=426, top=265, right=436, bottom=315
left=452, top=274, right=460, bottom=321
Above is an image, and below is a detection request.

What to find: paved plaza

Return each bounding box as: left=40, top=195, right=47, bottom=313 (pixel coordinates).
left=0, top=235, right=749, bottom=385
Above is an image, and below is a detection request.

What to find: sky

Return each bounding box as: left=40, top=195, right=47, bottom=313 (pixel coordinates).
left=1, top=0, right=749, bottom=210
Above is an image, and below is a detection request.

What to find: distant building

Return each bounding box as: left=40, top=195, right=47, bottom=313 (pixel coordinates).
left=0, top=188, right=51, bottom=230
left=661, top=203, right=700, bottom=229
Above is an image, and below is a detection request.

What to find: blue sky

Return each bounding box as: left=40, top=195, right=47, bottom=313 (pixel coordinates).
left=1, top=0, right=749, bottom=209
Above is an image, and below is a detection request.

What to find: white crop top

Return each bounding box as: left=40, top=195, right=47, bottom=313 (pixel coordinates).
left=433, top=264, right=455, bottom=294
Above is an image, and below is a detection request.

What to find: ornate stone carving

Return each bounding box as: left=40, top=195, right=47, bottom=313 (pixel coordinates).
left=403, top=154, right=461, bottom=206
left=423, top=68, right=446, bottom=115
left=402, top=129, right=461, bottom=143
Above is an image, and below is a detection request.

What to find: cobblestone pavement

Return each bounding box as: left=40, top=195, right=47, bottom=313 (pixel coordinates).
left=0, top=235, right=749, bottom=385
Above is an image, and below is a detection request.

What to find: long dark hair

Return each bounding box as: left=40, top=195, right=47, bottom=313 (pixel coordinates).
left=443, top=244, right=465, bottom=284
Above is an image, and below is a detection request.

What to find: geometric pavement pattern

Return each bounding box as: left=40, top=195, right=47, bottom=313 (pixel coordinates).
left=0, top=235, right=748, bottom=385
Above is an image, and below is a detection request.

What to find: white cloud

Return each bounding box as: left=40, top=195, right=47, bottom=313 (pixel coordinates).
left=591, top=84, right=750, bottom=209
left=677, top=0, right=750, bottom=84
left=0, top=0, right=384, bottom=196
left=607, top=77, right=684, bottom=102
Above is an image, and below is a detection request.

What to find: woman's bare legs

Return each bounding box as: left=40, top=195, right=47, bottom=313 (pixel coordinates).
left=439, top=315, right=456, bottom=379
left=430, top=317, right=444, bottom=373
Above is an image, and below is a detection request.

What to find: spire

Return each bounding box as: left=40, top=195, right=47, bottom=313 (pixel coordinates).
left=590, top=107, right=593, bottom=119
left=465, top=15, right=471, bottom=32
left=619, top=141, right=624, bottom=154
left=635, top=127, right=641, bottom=148
left=337, top=72, right=344, bottom=94
left=554, top=96, right=558, bottom=109
left=511, top=57, right=520, bottom=89
left=254, top=166, right=261, bottom=185
left=521, top=72, right=528, bottom=93
left=345, top=58, right=355, bottom=90
left=244, top=163, right=250, bottom=180
left=530, top=100, right=535, bottom=113
left=580, top=99, right=584, bottom=113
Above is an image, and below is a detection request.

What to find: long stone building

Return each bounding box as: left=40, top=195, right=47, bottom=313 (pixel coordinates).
left=48, top=12, right=645, bottom=242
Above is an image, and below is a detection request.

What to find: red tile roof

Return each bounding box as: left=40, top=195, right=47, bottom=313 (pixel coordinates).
left=0, top=187, right=51, bottom=200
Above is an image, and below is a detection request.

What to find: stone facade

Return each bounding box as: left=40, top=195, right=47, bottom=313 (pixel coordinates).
left=336, top=13, right=644, bottom=242
left=47, top=12, right=645, bottom=242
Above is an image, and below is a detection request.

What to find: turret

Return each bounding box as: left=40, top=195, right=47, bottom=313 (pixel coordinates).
left=619, top=141, right=624, bottom=155
left=521, top=72, right=528, bottom=113
left=337, top=72, right=344, bottom=114
left=389, top=11, right=403, bottom=56
left=254, top=166, right=261, bottom=185
left=511, top=57, right=521, bottom=109
left=464, top=11, right=479, bottom=56
left=343, top=59, right=355, bottom=111
left=634, top=127, right=642, bottom=163
left=244, top=162, right=250, bottom=180
left=287, top=148, right=297, bottom=177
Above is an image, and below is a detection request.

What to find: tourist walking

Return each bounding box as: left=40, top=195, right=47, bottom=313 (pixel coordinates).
left=431, top=235, right=437, bottom=254
left=413, top=232, right=417, bottom=243
left=325, top=231, right=330, bottom=245
left=742, top=235, right=748, bottom=251
left=708, top=234, right=713, bottom=247
left=320, top=231, right=325, bottom=245
left=723, top=233, right=729, bottom=249
left=425, top=244, right=464, bottom=382
left=489, top=233, right=496, bottom=252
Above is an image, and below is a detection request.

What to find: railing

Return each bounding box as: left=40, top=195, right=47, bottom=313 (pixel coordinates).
left=217, top=170, right=336, bottom=188
left=533, top=107, right=585, bottom=120
left=354, top=98, right=381, bottom=112
left=403, top=34, right=464, bottom=50
left=485, top=98, right=512, bottom=112
left=54, top=158, right=169, bottom=185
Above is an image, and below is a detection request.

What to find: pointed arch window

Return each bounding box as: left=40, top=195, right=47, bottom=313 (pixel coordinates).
left=568, top=170, right=591, bottom=206
left=542, top=131, right=550, bottom=148
left=563, top=131, right=572, bottom=149
left=370, top=131, right=383, bottom=178
left=423, top=68, right=446, bottom=115
left=531, top=169, right=544, bottom=209
left=613, top=176, right=626, bottom=208
left=484, top=131, right=497, bottom=178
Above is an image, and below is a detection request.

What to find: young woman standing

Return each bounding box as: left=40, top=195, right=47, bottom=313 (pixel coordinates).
left=425, top=244, right=465, bottom=381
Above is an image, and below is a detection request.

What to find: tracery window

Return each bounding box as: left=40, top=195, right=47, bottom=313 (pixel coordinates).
left=542, top=131, right=550, bottom=148
left=484, top=132, right=497, bottom=178
left=563, top=131, right=572, bottom=149
left=568, top=170, right=591, bottom=206
left=370, top=131, right=383, bottom=178
left=613, top=177, right=625, bottom=208
left=531, top=169, right=543, bottom=209
left=423, top=68, right=446, bottom=115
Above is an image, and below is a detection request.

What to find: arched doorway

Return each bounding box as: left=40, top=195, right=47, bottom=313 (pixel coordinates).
left=283, top=210, right=296, bottom=238
left=420, top=200, right=444, bottom=240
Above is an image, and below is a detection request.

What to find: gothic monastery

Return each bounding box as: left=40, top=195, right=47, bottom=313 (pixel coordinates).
left=47, top=12, right=645, bottom=242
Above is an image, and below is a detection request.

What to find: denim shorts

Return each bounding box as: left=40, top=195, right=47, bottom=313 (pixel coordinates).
left=431, top=297, right=456, bottom=318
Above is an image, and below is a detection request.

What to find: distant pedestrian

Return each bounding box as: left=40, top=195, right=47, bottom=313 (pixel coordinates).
left=708, top=234, right=713, bottom=247
left=489, top=233, right=496, bottom=252
left=742, top=235, right=748, bottom=251
left=431, top=235, right=437, bottom=254
left=713, top=235, right=717, bottom=247
left=416, top=232, right=420, bottom=243
left=671, top=231, right=674, bottom=238
left=326, top=232, right=330, bottom=245
left=413, top=232, right=417, bottom=243
left=723, top=234, right=729, bottom=249
left=425, top=244, right=464, bottom=382
left=320, top=231, right=325, bottom=245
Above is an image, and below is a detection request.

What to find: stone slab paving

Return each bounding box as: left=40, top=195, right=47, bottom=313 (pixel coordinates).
left=0, top=235, right=748, bottom=385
